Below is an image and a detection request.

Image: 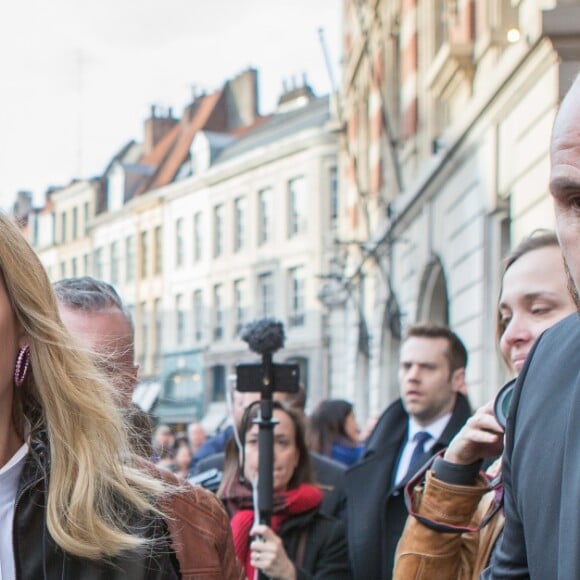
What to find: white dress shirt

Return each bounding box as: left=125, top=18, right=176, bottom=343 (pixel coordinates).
left=0, top=443, right=29, bottom=580
left=394, top=412, right=451, bottom=485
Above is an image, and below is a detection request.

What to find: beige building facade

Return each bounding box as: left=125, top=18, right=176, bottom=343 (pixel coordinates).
left=161, top=95, right=339, bottom=420
left=23, top=84, right=339, bottom=426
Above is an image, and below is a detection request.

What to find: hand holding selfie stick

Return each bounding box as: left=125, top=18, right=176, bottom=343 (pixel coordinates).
left=237, top=319, right=299, bottom=579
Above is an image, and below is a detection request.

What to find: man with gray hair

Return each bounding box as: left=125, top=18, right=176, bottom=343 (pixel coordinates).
left=53, top=276, right=153, bottom=457
left=53, top=276, right=139, bottom=406
left=53, top=277, right=244, bottom=577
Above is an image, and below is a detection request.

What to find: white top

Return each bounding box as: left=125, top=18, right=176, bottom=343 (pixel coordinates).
left=0, top=443, right=29, bottom=580
left=394, top=413, right=451, bottom=485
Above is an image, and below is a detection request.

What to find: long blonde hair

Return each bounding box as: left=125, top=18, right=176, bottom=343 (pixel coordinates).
left=1, top=214, right=167, bottom=559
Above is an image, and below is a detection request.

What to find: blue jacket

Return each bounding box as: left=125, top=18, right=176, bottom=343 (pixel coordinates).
left=189, top=425, right=233, bottom=470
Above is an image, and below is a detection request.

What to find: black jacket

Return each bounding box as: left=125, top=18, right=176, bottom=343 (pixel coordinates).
left=345, top=393, right=471, bottom=579
left=482, top=314, right=580, bottom=579
left=14, top=436, right=179, bottom=580
left=193, top=450, right=347, bottom=520
left=278, top=508, right=352, bottom=579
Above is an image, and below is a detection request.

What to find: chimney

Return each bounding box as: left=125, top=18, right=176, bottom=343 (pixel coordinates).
left=276, top=72, right=316, bottom=113
left=144, top=104, right=178, bottom=154
left=12, top=190, right=33, bottom=226
left=222, top=68, right=259, bottom=130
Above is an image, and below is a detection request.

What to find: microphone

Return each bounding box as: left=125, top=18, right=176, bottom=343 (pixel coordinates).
left=240, top=318, right=285, bottom=356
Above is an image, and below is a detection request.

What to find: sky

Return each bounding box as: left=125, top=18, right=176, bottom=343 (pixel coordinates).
left=0, top=0, right=342, bottom=209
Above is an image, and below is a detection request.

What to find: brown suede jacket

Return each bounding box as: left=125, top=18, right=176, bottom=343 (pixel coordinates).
left=155, top=466, right=244, bottom=579
left=393, top=461, right=504, bottom=580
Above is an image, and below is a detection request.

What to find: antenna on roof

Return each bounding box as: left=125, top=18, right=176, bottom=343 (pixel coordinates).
left=318, top=27, right=339, bottom=95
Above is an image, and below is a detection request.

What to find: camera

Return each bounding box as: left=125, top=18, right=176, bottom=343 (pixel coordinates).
left=493, top=378, right=517, bottom=429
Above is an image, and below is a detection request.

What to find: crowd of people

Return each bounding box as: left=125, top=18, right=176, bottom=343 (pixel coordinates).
left=1, top=72, right=579, bottom=580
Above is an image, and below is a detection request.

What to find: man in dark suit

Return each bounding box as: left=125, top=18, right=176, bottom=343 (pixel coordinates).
left=345, top=324, right=471, bottom=579
left=482, top=73, right=580, bottom=579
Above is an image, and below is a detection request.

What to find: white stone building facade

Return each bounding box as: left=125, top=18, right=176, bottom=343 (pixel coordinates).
left=326, top=0, right=580, bottom=419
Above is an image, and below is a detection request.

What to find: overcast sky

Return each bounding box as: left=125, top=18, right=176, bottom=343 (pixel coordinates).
left=0, top=0, right=342, bottom=209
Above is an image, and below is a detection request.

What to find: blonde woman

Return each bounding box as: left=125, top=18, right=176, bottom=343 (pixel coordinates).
left=0, top=214, right=242, bottom=579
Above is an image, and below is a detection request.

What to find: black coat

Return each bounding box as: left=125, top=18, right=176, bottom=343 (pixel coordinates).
left=345, top=393, right=471, bottom=580
left=193, top=450, right=347, bottom=520
left=14, top=437, right=178, bottom=580
left=482, top=313, right=580, bottom=579
left=278, top=508, right=352, bottom=580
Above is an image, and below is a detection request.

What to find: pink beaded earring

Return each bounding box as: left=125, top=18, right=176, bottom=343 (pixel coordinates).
left=13, top=345, right=30, bottom=387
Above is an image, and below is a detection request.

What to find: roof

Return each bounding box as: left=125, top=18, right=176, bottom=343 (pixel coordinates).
left=215, top=95, right=330, bottom=164
left=133, top=91, right=223, bottom=196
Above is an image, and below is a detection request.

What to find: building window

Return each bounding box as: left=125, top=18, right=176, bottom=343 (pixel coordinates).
left=94, top=247, right=104, bottom=280
left=329, top=166, right=339, bottom=221
left=234, top=196, right=246, bottom=252
left=71, top=257, right=78, bottom=277
left=61, top=211, right=67, bottom=244
left=234, top=279, right=247, bottom=336
left=288, top=176, right=307, bottom=237
left=60, top=261, right=66, bottom=279
left=83, top=253, right=90, bottom=275
left=140, top=231, right=148, bottom=278
left=153, top=297, right=162, bottom=369
left=125, top=235, right=136, bottom=282
left=213, top=284, right=224, bottom=340
left=213, top=205, right=224, bottom=258
left=166, top=371, right=197, bottom=401
left=110, top=241, right=120, bottom=285
left=175, top=217, right=184, bottom=268
left=140, top=301, right=148, bottom=366
left=83, top=201, right=90, bottom=235
left=258, top=272, right=274, bottom=318
left=434, top=0, right=449, bottom=54
left=193, top=212, right=203, bottom=262
left=50, top=211, right=56, bottom=246
left=258, top=188, right=272, bottom=245
left=72, top=206, right=78, bottom=240
left=193, top=289, right=204, bottom=342
left=211, top=364, right=226, bottom=402
left=154, top=226, right=162, bottom=274
left=175, top=294, right=185, bottom=346
left=288, top=266, right=306, bottom=327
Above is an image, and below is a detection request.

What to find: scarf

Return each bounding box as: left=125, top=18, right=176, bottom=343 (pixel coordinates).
left=228, top=483, right=323, bottom=579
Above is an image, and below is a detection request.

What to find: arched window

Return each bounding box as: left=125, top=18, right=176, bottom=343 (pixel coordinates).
left=417, top=256, right=449, bottom=325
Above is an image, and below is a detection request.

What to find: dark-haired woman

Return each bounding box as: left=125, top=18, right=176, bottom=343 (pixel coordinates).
left=307, top=399, right=364, bottom=467
left=219, top=402, right=352, bottom=580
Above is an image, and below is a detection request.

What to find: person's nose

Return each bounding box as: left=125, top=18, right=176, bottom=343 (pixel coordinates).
left=406, top=363, right=421, bottom=382
left=502, top=312, right=533, bottom=347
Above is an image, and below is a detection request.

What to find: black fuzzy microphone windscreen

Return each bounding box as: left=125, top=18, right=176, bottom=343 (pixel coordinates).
left=241, top=318, right=285, bottom=355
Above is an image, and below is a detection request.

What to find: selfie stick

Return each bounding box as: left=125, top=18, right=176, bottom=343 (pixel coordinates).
left=237, top=320, right=299, bottom=534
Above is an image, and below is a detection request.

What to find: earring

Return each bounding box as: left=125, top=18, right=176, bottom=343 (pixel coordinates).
left=14, top=345, right=30, bottom=387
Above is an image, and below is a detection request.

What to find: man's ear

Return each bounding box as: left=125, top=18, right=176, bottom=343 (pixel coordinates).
left=451, top=368, right=466, bottom=393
